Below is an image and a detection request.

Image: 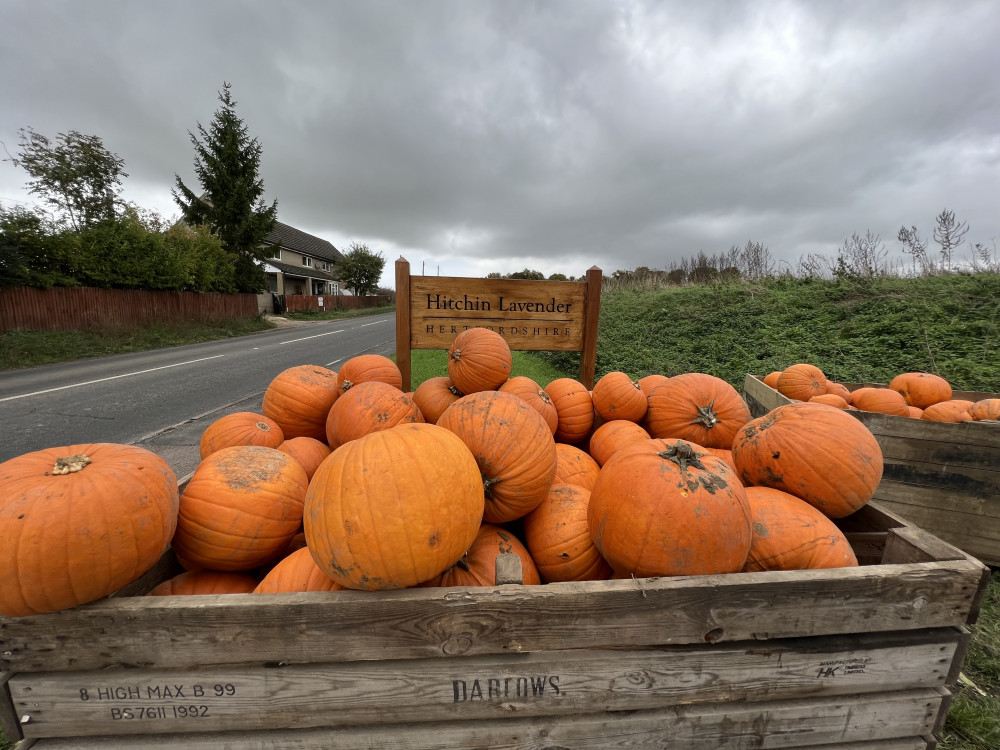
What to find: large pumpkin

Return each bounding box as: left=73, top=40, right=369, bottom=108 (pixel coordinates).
left=851, top=387, right=909, bottom=416
left=419, top=524, right=541, bottom=587
left=412, top=376, right=464, bottom=424
left=304, top=423, right=484, bottom=590
left=447, top=327, right=512, bottom=394
left=262, top=364, right=340, bottom=440
left=645, top=372, right=750, bottom=449
left=172, top=446, right=308, bottom=571
left=337, top=354, right=403, bottom=394
left=148, top=570, right=259, bottom=596
left=553, top=443, right=601, bottom=491
left=776, top=364, right=827, bottom=402
left=921, top=400, right=974, bottom=423
left=889, top=372, right=952, bottom=409
left=544, top=378, right=595, bottom=443
left=589, top=439, right=752, bottom=577
left=742, top=487, right=859, bottom=572
left=523, top=484, right=612, bottom=583
left=588, top=419, right=651, bottom=467
left=969, top=399, right=1000, bottom=421
left=499, top=376, right=559, bottom=434
left=437, top=391, right=558, bottom=523
left=591, top=371, right=647, bottom=423
left=732, top=402, right=883, bottom=518
left=254, top=547, right=343, bottom=593
left=199, top=411, right=284, bottom=459
left=276, top=437, right=331, bottom=481
left=325, top=381, right=424, bottom=450
left=0, top=444, right=179, bottom=617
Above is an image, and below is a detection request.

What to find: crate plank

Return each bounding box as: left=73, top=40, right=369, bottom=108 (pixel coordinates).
left=1, top=670, right=23, bottom=744
left=10, top=629, right=961, bottom=739
left=25, top=689, right=943, bottom=749
left=0, top=560, right=985, bottom=674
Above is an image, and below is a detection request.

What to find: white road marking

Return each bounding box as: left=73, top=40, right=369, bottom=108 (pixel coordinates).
left=279, top=329, right=345, bottom=344
left=360, top=320, right=387, bottom=327
left=0, top=355, right=227, bottom=403
left=325, top=358, right=344, bottom=367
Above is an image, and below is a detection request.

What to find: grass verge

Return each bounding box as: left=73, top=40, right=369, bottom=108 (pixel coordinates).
left=400, top=349, right=573, bottom=391
left=285, top=304, right=395, bottom=321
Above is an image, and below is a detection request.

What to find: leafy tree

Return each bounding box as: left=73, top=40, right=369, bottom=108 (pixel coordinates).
left=485, top=272, right=503, bottom=279
left=547, top=273, right=568, bottom=281
left=4, top=128, right=127, bottom=230
left=173, top=82, right=277, bottom=292
left=337, top=242, right=385, bottom=296
left=932, top=209, right=968, bottom=272
left=507, top=268, right=545, bottom=280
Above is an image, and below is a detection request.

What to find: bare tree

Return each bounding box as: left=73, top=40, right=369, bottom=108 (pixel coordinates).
left=737, top=240, right=775, bottom=281
left=897, top=225, right=929, bottom=275
left=972, top=240, right=998, bottom=272
left=837, top=230, right=887, bottom=278
left=796, top=253, right=835, bottom=279
left=932, top=209, right=968, bottom=272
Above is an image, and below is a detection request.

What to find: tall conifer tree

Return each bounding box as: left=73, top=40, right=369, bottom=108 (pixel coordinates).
left=173, top=82, right=277, bottom=292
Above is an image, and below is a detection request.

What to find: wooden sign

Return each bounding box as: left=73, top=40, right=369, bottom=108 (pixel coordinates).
left=395, top=258, right=602, bottom=391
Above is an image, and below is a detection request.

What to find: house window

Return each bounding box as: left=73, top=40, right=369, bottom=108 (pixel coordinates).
left=268, top=246, right=281, bottom=260
left=302, top=256, right=313, bottom=267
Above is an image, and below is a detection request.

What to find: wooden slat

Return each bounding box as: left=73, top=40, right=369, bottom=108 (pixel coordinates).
left=882, top=526, right=971, bottom=565
left=577, top=266, right=602, bottom=389
left=0, top=560, right=985, bottom=673
left=10, top=629, right=961, bottom=739
left=23, top=689, right=945, bottom=749
left=1, top=670, right=23, bottom=744
left=394, top=257, right=412, bottom=392
left=873, top=499, right=1000, bottom=567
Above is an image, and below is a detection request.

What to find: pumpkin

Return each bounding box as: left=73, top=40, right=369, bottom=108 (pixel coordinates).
left=851, top=387, right=909, bottom=416
left=419, top=524, right=541, bottom=587
left=0, top=444, right=179, bottom=617
left=437, top=391, right=558, bottom=523
left=969, top=399, right=1000, bottom=421
left=148, top=570, right=258, bottom=596
left=732, top=402, right=883, bottom=518
left=921, top=400, right=974, bottom=423
left=304, top=423, right=484, bottom=590
left=705, top=447, right=740, bottom=477
left=776, top=364, right=827, bottom=402
left=809, top=394, right=849, bottom=409
left=637, top=374, right=671, bottom=398
left=742, top=487, right=858, bottom=572
left=889, top=372, right=952, bottom=409
left=825, top=381, right=854, bottom=403
left=447, top=327, right=512, bottom=394
left=544, top=378, right=595, bottom=443
left=172, top=446, right=308, bottom=571
left=591, top=371, right=647, bottom=422
left=498, top=376, right=559, bottom=434
left=907, top=406, right=924, bottom=419
left=276, top=437, right=331, bottom=481
left=762, top=371, right=782, bottom=389
left=254, top=547, right=343, bottom=593
left=199, top=411, right=284, bottom=459
left=262, top=364, right=339, bottom=440
left=589, top=439, right=751, bottom=577
left=645, top=372, right=750, bottom=449
left=588, top=419, right=651, bottom=467
left=553, top=443, right=601, bottom=491
left=523, top=484, right=612, bottom=583
left=337, top=354, right=402, bottom=394
left=413, top=376, right=464, bottom=424
left=325, top=381, right=424, bottom=450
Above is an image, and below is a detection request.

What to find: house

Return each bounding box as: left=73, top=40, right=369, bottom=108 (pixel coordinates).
left=261, top=222, right=346, bottom=297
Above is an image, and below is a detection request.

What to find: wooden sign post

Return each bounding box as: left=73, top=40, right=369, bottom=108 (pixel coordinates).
left=395, top=258, right=602, bottom=392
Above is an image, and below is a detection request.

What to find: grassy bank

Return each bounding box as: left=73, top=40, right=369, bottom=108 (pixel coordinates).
left=285, top=303, right=395, bottom=321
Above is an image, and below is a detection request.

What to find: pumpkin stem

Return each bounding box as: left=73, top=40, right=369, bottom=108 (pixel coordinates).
left=538, top=390, right=552, bottom=404
left=689, top=401, right=719, bottom=429
left=50, top=454, right=92, bottom=475
left=483, top=476, right=501, bottom=500
left=340, top=379, right=354, bottom=393
left=448, top=385, right=464, bottom=397
left=451, top=349, right=463, bottom=362
left=255, top=421, right=271, bottom=432
left=656, top=443, right=707, bottom=472
left=455, top=555, right=471, bottom=572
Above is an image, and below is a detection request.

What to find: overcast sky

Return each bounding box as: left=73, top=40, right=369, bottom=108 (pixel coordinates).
left=2, top=1, right=998, bottom=287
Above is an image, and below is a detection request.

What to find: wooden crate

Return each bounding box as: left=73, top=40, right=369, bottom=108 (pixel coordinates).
left=0, top=501, right=990, bottom=750
left=743, top=374, right=1000, bottom=567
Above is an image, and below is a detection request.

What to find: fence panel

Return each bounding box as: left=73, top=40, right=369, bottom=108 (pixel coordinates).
left=284, top=294, right=393, bottom=312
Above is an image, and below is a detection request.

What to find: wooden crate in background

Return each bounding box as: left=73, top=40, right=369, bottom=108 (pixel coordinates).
left=743, top=374, right=1000, bottom=567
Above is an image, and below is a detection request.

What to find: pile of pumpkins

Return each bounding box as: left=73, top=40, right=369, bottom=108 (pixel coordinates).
left=764, top=364, right=1000, bottom=422
left=0, top=330, right=888, bottom=617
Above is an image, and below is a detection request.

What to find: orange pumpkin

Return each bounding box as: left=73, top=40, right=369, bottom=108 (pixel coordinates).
left=499, top=376, right=559, bottom=434
left=148, top=570, right=258, bottom=596
left=762, top=371, right=782, bottom=389
left=447, top=327, right=512, bottom=394
left=742, top=487, right=858, bottom=572
left=553, top=443, right=601, bottom=491
left=325, top=381, right=424, bottom=450
left=172, top=446, right=308, bottom=572
left=776, top=364, right=827, bottom=402
left=254, top=547, right=343, bottom=593
left=544, top=378, right=595, bottom=444
left=705, top=446, right=740, bottom=478
left=969, top=399, right=1000, bottom=421
left=262, top=364, right=339, bottom=440
left=588, top=420, right=651, bottom=466
left=591, top=371, right=647, bottom=423
left=523, top=484, right=612, bottom=583
left=809, top=394, right=849, bottom=409
left=922, top=400, right=974, bottom=423
left=889, top=372, right=952, bottom=409
left=413, top=376, right=464, bottom=423
left=305, top=424, right=484, bottom=590
left=276, top=437, right=331, bottom=481
left=645, top=372, right=750, bottom=449
left=851, top=387, right=909, bottom=416
left=825, top=381, right=854, bottom=403
left=337, top=354, right=402, bottom=394
left=419, top=524, right=541, bottom=587
left=907, top=406, right=924, bottom=419
left=637, top=374, right=671, bottom=398
left=437, top=391, right=557, bottom=523
left=589, top=439, right=752, bottom=577
left=199, top=411, right=284, bottom=459
left=0, top=444, right=179, bottom=617
left=733, top=402, right=883, bottom=518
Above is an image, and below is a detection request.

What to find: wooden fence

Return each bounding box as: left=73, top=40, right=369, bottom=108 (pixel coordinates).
left=0, top=286, right=260, bottom=333
left=284, top=294, right=394, bottom=313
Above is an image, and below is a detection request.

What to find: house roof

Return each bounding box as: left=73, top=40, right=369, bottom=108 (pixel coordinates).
left=263, top=221, right=344, bottom=263
left=266, top=259, right=341, bottom=283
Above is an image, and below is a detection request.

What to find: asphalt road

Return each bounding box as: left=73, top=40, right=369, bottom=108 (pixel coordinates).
left=0, top=313, right=396, bottom=480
